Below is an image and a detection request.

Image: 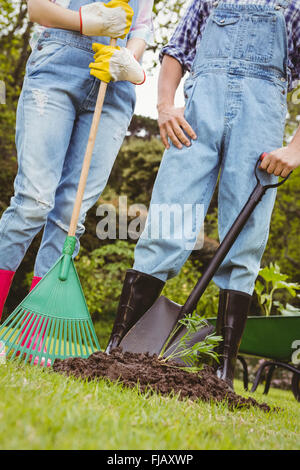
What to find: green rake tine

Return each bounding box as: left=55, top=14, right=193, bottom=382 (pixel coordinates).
left=64, top=319, right=69, bottom=357
left=0, top=307, right=24, bottom=340
left=9, top=312, right=38, bottom=361
left=80, top=320, right=89, bottom=357
left=76, top=321, right=84, bottom=357
left=48, top=318, right=59, bottom=364
left=1, top=249, right=100, bottom=364
left=22, top=316, right=45, bottom=365
left=71, top=321, right=76, bottom=356
left=42, top=317, right=56, bottom=366
left=79, top=320, right=90, bottom=357
left=3, top=310, right=28, bottom=357
left=72, top=321, right=78, bottom=357
left=35, top=317, right=52, bottom=367
left=0, top=308, right=26, bottom=341
left=0, top=309, right=27, bottom=343
left=89, top=319, right=100, bottom=351
left=86, top=319, right=100, bottom=352
left=36, top=317, right=52, bottom=367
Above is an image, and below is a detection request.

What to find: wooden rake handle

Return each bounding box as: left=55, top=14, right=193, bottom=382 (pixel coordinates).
left=68, top=38, right=117, bottom=237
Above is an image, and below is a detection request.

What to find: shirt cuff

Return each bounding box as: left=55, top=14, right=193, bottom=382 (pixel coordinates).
left=159, top=45, right=191, bottom=74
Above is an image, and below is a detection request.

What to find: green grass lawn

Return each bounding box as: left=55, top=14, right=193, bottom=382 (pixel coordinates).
left=0, top=361, right=299, bottom=450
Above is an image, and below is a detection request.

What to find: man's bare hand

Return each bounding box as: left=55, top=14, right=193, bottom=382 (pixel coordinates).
left=157, top=104, right=197, bottom=149
left=260, top=145, right=300, bottom=178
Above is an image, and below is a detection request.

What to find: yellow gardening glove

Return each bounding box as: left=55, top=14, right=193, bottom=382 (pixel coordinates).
left=89, top=43, right=146, bottom=84
left=80, top=0, right=133, bottom=39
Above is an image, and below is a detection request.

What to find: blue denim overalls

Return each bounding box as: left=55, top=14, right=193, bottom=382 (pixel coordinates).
left=0, top=0, right=138, bottom=277
left=134, top=0, right=289, bottom=295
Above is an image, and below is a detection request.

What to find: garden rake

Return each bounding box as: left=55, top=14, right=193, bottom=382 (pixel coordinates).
left=0, top=39, right=117, bottom=366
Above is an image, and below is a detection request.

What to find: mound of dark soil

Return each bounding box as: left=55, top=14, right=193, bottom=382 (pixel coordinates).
left=53, top=348, right=275, bottom=412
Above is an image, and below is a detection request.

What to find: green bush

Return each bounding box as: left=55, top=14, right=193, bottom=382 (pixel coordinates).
left=255, top=262, right=300, bottom=316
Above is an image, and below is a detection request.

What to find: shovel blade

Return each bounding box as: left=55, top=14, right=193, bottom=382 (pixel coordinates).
left=120, top=295, right=182, bottom=356
left=22, top=255, right=90, bottom=320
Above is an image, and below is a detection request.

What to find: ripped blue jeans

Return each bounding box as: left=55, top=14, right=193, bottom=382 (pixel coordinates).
left=0, top=31, right=135, bottom=277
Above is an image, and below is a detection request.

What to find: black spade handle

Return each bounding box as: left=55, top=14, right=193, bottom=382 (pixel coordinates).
left=179, top=153, right=292, bottom=318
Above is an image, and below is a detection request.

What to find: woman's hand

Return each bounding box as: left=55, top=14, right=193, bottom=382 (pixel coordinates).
left=157, top=104, right=197, bottom=149
left=260, top=145, right=300, bottom=178
left=157, top=55, right=197, bottom=150
left=261, top=124, right=300, bottom=177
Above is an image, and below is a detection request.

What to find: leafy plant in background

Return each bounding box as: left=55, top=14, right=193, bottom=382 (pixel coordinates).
left=159, top=312, right=221, bottom=372
left=1, top=0, right=300, bottom=321
left=77, top=247, right=220, bottom=346
left=264, top=91, right=300, bottom=281
left=162, top=262, right=219, bottom=318
left=255, top=263, right=300, bottom=316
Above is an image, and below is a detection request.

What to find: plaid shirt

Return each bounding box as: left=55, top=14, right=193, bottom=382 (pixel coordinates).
left=160, top=0, right=300, bottom=90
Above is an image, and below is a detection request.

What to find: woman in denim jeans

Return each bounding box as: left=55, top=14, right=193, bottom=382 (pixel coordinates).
left=0, top=1, right=153, bottom=337
left=108, top=0, right=300, bottom=390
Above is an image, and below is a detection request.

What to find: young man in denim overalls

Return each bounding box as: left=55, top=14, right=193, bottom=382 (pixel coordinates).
left=108, top=0, right=300, bottom=389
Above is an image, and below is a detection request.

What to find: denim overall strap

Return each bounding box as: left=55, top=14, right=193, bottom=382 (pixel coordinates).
left=43, top=0, right=139, bottom=51
left=191, top=0, right=289, bottom=83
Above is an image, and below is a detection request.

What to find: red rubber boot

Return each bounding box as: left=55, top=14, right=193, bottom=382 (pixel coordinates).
left=30, top=276, right=42, bottom=291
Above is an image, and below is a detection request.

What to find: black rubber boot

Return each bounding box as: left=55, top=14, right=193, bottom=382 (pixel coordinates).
left=216, top=289, right=252, bottom=390
left=106, top=269, right=165, bottom=353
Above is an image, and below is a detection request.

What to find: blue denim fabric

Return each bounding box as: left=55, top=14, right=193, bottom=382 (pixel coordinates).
left=0, top=0, right=138, bottom=277
left=134, top=1, right=289, bottom=295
